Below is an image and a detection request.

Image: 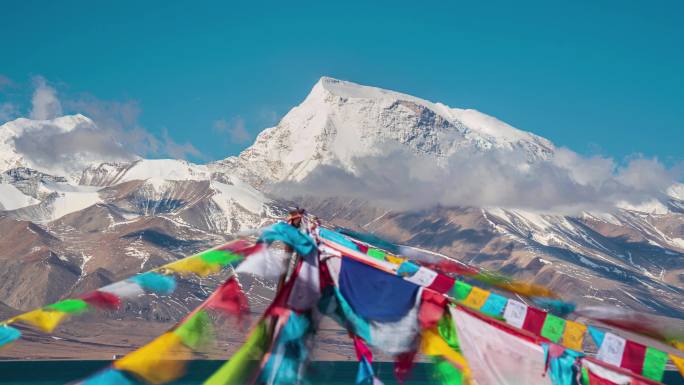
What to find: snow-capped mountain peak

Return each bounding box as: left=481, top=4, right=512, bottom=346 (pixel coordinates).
left=0, top=114, right=132, bottom=182
left=218, top=76, right=555, bottom=186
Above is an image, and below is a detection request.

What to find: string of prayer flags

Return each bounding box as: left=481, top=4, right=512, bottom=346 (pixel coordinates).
left=576, top=305, right=684, bottom=343
left=0, top=325, right=21, bottom=348
left=590, top=330, right=669, bottom=381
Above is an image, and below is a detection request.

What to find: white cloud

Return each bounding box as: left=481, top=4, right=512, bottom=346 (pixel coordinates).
left=30, top=76, right=62, bottom=120
left=213, top=116, right=252, bottom=144
left=271, top=144, right=682, bottom=214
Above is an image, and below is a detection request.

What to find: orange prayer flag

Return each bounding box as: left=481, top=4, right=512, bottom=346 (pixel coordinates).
left=462, top=287, right=490, bottom=310
left=562, top=320, right=587, bottom=351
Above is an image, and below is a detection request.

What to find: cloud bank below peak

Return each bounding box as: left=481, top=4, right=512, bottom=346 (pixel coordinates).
left=271, top=144, right=683, bottom=214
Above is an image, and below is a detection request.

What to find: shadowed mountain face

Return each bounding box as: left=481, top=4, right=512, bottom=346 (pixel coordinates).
left=0, top=77, right=682, bottom=359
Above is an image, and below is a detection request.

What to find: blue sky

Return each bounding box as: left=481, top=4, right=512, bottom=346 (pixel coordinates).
left=1, top=0, right=682, bottom=163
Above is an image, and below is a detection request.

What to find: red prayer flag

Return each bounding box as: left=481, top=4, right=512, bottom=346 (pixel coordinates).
left=206, top=277, right=250, bottom=321
left=522, top=306, right=547, bottom=336
left=81, top=290, right=121, bottom=310
left=353, top=241, right=369, bottom=254
left=418, top=290, right=447, bottom=330
left=394, top=351, right=418, bottom=384
left=353, top=335, right=373, bottom=363
left=621, top=340, right=646, bottom=375
left=427, top=273, right=455, bottom=294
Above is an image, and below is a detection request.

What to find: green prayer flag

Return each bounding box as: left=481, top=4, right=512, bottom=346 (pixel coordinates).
left=46, top=299, right=89, bottom=314
left=175, top=310, right=214, bottom=349
left=581, top=367, right=589, bottom=385
left=366, top=248, right=386, bottom=261
left=200, top=250, right=241, bottom=266
left=437, top=309, right=460, bottom=352
left=540, top=313, right=565, bottom=343
left=451, top=281, right=472, bottom=301
left=642, top=347, right=668, bottom=381
left=431, top=357, right=464, bottom=385
left=203, top=320, right=270, bottom=385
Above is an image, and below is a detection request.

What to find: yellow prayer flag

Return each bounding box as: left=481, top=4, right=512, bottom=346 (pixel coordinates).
left=421, top=327, right=471, bottom=377
left=671, top=354, right=684, bottom=378
left=561, top=320, right=587, bottom=351
left=163, top=256, right=221, bottom=277
left=462, top=287, right=490, bottom=310
left=15, top=309, right=68, bottom=333
left=115, top=332, right=192, bottom=384
left=385, top=255, right=405, bottom=265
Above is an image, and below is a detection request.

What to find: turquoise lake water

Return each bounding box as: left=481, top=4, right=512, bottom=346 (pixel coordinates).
left=0, top=361, right=681, bottom=384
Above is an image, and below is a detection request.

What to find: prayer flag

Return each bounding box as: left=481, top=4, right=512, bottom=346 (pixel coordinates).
left=642, top=347, right=668, bottom=381
left=81, top=290, right=121, bottom=309
left=114, top=332, right=192, bottom=384
left=46, top=299, right=89, bottom=314
left=561, top=320, right=586, bottom=351
left=582, top=360, right=632, bottom=385
left=540, top=313, right=566, bottom=343
left=522, top=306, right=547, bottom=336
left=339, top=257, right=420, bottom=322
left=451, top=306, right=552, bottom=385
left=203, top=321, right=270, bottom=385
left=0, top=325, right=21, bottom=347
left=670, top=354, right=684, bottom=379
left=99, top=280, right=145, bottom=299
left=420, top=327, right=470, bottom=376
left=15, top=309, right=68, bottom=333
left=596, top=332, right=627, bottom=367
left=503, top=299, right=528, bottom=329
left=450, top=281, right=472, bottom=302
left=479, top=292, right=507, bottom=317
left=164, top=255, right=222, bottom=276
left=418, top=289, right=447, bottom=329
left=462, top=286, right=489, bottom=310
left=129, top=272, right=177, bottom=295
left=80, top=369, right=134, bottom=385
left=174, top=310, right=214, bottom=349
left=205, top=277, right=250, bottom=320
left=367, top=248, right=386, bottom=261
left=588, top=326, right=606, bottom=348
